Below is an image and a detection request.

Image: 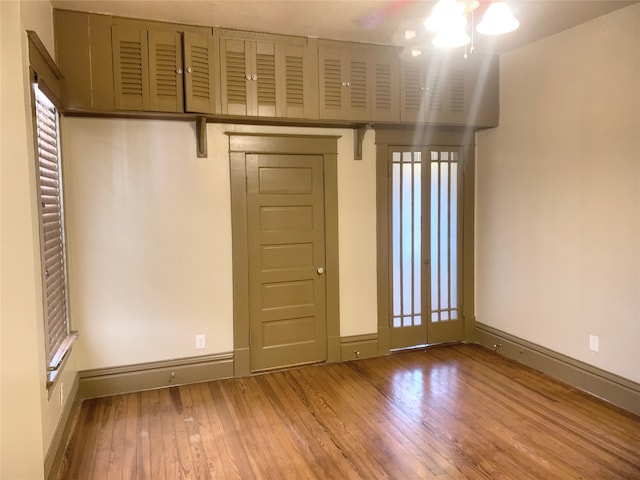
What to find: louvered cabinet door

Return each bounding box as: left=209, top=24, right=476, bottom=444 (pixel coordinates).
left=184, top=31, right=219, bottom=114
left=279, top=43, right=317, bottom=119
left=400, top=57, right=426, bottom=123
left=112, top=25, right=150, bottom=111
left=446, top=62, right=467, bottom=124
left=424, top=61, right=448, bottom=124
left=148, top=30, right=184, bottom=112
left=220, top=37, right=250, bottom=116
left=371, top=47, right=400, bottom=122
left=254, top=41, right=277, bottom=117
left=345, top=47, right=371, bottom=121
left=318, top=46, right=344, bottom=119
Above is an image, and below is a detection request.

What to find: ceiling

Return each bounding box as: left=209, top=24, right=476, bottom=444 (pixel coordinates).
left=51, top=0, right=637, bottom=54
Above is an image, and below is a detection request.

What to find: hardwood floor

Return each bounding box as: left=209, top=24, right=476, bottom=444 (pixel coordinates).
left=58, top=344, right=640, bottom=479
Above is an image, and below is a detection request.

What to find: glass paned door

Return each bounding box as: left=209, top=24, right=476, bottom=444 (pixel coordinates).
left=390, top=147, right=463, bottom=349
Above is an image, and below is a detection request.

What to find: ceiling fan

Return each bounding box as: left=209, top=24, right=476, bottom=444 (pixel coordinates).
left=359, top=0, right=520, bottom=56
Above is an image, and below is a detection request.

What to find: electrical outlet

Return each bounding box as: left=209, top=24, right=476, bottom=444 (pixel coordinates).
left=195, top=334, right=206, bottom=349
left=589, top=335, right=599, bottom=352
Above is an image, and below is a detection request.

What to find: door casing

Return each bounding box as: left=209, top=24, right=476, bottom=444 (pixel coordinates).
left=228, top=133, right=341, bottom=376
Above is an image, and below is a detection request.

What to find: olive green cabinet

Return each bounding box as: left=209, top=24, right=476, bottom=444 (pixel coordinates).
left=370, top=46, right=401, bottom=122
left=111, top=19, right=219, bottom=114
left=54, top=10, right=114, bottom=112
left=318, top=41, right=371, bottom=121
left=400, top=53, right=499, bottom=127
left=319, top=41, right=400, bottom=122
left=54, top=9, right=498, bottom=127
left=220, top=30, right=318, bottom=119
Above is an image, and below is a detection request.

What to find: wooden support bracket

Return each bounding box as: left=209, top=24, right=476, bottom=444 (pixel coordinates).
left=196, top=116, right=208, bottom=158
left=354, top=125, right=370, bottom=160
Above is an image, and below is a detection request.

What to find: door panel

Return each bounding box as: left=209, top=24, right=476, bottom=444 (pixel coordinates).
left=389, top=147, right=464, bottom=349
left=220, top=37, right=249, bottom=116
left=148, top=30, right=183, bottom=112
left=246, top=154, right=327, bottom=371
left=112, top=25, right=149, bottom=111
left=426, top=148, right=464, bottom=343
left=183, top=31, right=218, bottom=114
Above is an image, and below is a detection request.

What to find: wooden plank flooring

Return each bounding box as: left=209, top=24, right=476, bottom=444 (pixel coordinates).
left=58, top=344, right=640, bottom=479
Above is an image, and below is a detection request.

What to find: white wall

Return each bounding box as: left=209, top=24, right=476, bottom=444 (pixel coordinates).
left=476, top=4, right=640, bottom=383
left=1, top=0, right=78, bottom=477
left=62, top=120, right=378, bottom=370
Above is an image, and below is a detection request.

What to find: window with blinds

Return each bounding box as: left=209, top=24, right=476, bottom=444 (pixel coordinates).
left=34, top=85, right=74, bottom=384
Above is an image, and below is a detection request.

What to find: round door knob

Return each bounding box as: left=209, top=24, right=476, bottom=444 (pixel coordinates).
left=317, top=267, right=325, bottom=275
left=176, top=68, right=183, bottom=74
left=186, top=66, right=193, bottom=73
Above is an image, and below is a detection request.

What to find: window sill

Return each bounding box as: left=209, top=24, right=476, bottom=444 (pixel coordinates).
left=46, top=331, right=79, bottom=392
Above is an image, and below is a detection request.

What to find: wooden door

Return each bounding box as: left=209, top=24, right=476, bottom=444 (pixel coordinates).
left=246, top=154, right=327, bottom=371
left=425, top=148, right=464, bottom=344
left=112, top=25, right=150, bottom=111
left=148, top=30, right=183, bottom=112
left=400, top=56, right=425, bottom=123
left=389, top=147, right=464, bottom=349
left=318, top=45, right=343, bottom=119
left=319, top=43, right=371, bottom=121
left=277, top=41, right=318, bottom=119
left=183, top=31, right=219, bottom=114
left=371, top=46, right=400, bottom=122
left=220, top=37, right=249, bottom=116
left=254, top=41, right=277, bottom=117
left=344, top=46, right=371, bottom=121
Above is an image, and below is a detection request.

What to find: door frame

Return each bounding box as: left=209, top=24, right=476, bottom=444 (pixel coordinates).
left=228, top=133, right=341, bottom=376
left=375, top=127, right=476, bottom=354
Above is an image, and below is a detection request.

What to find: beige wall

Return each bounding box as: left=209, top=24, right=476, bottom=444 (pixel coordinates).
left=1, top=0, right=78, bottom=477
left=476, top=4, right=640, bottom=383
left=62, top=120, right=378, bottom=370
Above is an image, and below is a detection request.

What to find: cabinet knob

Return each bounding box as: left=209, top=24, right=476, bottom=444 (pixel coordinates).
left=346, top=81, right=351, bottom=87
left=252, top=74, right=258, bottom=81
left=176, top=68, right=183, bottom=75
left=186, top=66, right=193, bottom=74
left=341, top=81, right=346, bottom=87
left=246, top=74, right=252, bottom=80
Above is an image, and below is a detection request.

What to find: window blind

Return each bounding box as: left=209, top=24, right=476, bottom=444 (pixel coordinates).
left=34, top=86, right=71, bottom=372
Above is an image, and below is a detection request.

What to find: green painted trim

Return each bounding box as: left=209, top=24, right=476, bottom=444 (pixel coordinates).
left=327, top=336, right=341, bottom=363
left=234, top=347, right=251, bottom=377
left=77, top=352, right=234, bottom=399
left=324, top=152, right=341, bottom=363
left=341, top=333, right=379, bottom=361
left=44, top=373, right=79, bottom=480
left=473, top=323, right=640, bottom=416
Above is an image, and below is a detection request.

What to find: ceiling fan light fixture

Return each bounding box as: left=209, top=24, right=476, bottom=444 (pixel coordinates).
left=425, top=0, right=467, bottom=32
left=476, top=1, right=520, bottom=35
left=432, top=27, right=471, bottom=48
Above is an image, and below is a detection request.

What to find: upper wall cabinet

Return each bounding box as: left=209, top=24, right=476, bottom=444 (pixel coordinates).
left=111, top=18, right=219, bottom=114
left=319, top=41, right=400, bottom=122
left=54, top=10, right=115, bottom=112
left=371, top=46, right=401, bottom=122
left=219, top=30, right=318, bottom=119
left=318, top=41, right=371, bottom=121
left=400, top=53, right=499, bottom=127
